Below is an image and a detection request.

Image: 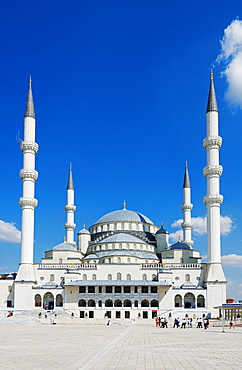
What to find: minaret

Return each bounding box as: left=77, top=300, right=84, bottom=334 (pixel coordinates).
left=16, top=77, right=38, bottom=283
left=203, top=72, right=226, bottom=293
left=181, top=162, right=193, bottom=247
left=64, top=163, right=76, bottom=245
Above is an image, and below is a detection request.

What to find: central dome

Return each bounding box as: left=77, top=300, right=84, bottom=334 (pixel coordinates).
left=95, top=209, right=154, bottom=225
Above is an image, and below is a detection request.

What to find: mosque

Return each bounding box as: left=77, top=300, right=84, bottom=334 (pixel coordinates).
left=0, top=73, right=227, bottom=321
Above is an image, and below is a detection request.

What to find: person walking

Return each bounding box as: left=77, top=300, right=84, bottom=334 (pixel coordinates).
left=229, top=320, right=234, bottom=329
left=181, top=318, right=186, bottom=329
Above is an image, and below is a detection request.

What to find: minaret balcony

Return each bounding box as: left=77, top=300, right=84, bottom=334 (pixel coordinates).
left=203, top=136, right=222, bottom=150
left=18, top=197, right=38, bottom=209
left=203, top=165, right=223, bottom=178
left=203, top=194, right=223, bottom=206
left=20, top=141, right=39, bottom=154
left=181, top=203, right=193, bottom=211
left=64, top=222, right=76, bottom=230
left=64, top=205, right=76, bottom=212
left=19, top=169, right=38, bottom=182
left=181, top=221, right=193, bottom=229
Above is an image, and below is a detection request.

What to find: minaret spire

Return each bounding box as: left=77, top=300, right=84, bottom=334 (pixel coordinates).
left=181, top=161, right=193, bottom=246
left=206, top=70, right=218, bottom=114
left=24, top=76, right=36, bottom=119
left=64, top=163, right=76, bottom=246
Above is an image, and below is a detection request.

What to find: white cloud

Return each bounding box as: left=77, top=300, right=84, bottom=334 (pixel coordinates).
left=217, top=19, right=242, bottom=108
left=0, top=220, right=21, bottom=243
left=169, top=215, right=233, bottom=243
left=222, top=254, right=242, bottom=268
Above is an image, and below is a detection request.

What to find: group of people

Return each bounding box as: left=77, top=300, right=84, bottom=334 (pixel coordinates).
left=155, top=317, right=168, bottom=328
left=155, top=316, right=211, bottom=329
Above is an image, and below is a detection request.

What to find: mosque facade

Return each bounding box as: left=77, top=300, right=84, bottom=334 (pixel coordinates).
left=0, top=74, right=227, bottom=321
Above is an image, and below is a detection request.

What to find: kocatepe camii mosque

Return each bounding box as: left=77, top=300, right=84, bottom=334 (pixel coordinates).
left=0, top=73, right=227, bottom=321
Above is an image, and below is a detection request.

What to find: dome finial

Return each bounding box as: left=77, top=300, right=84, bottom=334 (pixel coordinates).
left=178, top=235, right=181, bottom=242
left=123, top=199, right=127, bottom=209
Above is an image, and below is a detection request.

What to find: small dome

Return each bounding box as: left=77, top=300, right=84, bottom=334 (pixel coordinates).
left=99, top=233, right=146, bottom=245
left=181, top=281, right=197, bottom=289
left=78, top=228, right=90, bottom=235
left=156, top=225, right=167, bottom=234
left=169, top=242, right=191, bottom=250
left=52, top=242, right=77, bottom=251
left=95, top=209, right=154, bottom=225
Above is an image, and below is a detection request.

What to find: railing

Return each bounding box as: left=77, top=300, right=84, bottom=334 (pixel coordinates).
left=141, top=263, right=202, bottom=269
left=38, top=263, right=97, bottom=270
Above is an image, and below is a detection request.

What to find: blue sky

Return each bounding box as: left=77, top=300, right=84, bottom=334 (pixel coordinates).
left=0, top=1, right=242, bottom=299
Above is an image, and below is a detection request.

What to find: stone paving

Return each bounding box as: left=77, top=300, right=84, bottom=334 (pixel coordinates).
left=0, top=324, right=241, bottom=369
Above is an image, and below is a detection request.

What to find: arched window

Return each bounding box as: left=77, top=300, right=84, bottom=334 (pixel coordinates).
left=56, top=294, right=63, bottom=307
left=78, top=299, right=86, bottom=307
left=129, top=223, right=132, bottom=230
left=107, top=224, right=109, bottom=231
left=121, top=223, right=124, bottom=230
left=108, top=258, right=111, bottom=264
left=98, top=300, right=102, bottom=307
left=114, top=299, right=122, bottom=307
left=112, top=243, right=115, bottom=249
left=8, top=286, right=12, bottom=293
left=92, top=274, right=96, bottom=281
left=127, top=244, right=130, bottom=249
left=142, top=274, right=147, bottom=281
left=59, top=258, right=63, bottom=264
left=108, top=274, right=112, bottom=280
left=197, top=295, right=205, bottom=308
left=140, top=245, right=143, bottom=250
left=117, top=257, right=121, bottom=263
left=174, top=294, right=182, bottom=307
left=119, top=243, right=122, bottom=249
left=185, top=274, right=190, bottom=282
left=124, top=299, right=132, bottom=307
left=117, top=273, right=122, bottom=280
left=127, top=258, right=131, bottom=263
left=88, top=299, right=95, bottom=307
left=35, top=294, right=41, bottom=307
left=134, top=244, right=137, bottom=249
left=145, top=260, right=148, bottom=263
left=151, top=299, right=159, bottom=307
left=83, top=274, right=87, bottom=281
left=105, top=299, right=113, bottom=307
left=105, top=244, right=108, bottom=250
left=114, top=223, right=117, bottom=230
left=50, top=274, right=54, bottom=282
left=141, top=299, right=149, bottom=307
left=127, top=274, right=131, bottom=280
left=152, top=274, right=157, bottom=281
left=43, top=292, right=54, bottom=310
left=184, top=293, right=195, bottom=308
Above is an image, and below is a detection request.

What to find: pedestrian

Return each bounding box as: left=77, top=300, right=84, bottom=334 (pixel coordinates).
left=189, top=318, right=193, bottom=328
left=181, top=318, right=186, bottom=329
left=158, top=316, right=161, bottom=326
left=160, top=317, right=165, bottom=328
left=164, top=317, right=168, bottom=328
left=203, top=318, right=207, bottom=329
left=176, top=317, right=180, bottom=328
left=156, top=317, right=159, bottom=327
left=229, top=320, right=234, bottom=329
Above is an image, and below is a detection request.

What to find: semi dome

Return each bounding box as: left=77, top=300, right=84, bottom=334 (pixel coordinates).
left=52, top=242, right=77, bottom=251
left=95, top=209, right=154, bottom=225
left=169, top=242, right=191, bottom=250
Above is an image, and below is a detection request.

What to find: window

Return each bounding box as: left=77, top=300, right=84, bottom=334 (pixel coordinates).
left=127, top=243, right=130, bottom=249
left=115, top=286, right=121, bottom=293
left=108, top=274, right=112, bottom=280
left=99, top=286, right=102, bottom=293
left=134, top=244, right=137, bottom=249
left=134, top=286, right=138, bottom=294
left=50, top=274, right=54, bottom=282
left=8, top=286, right=12, bottom=293
left=121, top=223, right=124, bottom=230
left=7, top=300, right=13, bottom=307
left=141, top=300, right=149, bottom=307
left=142, top=286, right=148, bottom=293
left=105, top=300, right=113, bottom=307
left=116, top=311, right=121, bottom=319
left=152, top=274, right=157, bottom=281
left=83, top=274, right=87, bottom=281
left=151, top=286, right=157, bottom=294
left=114, top=299, right=122, bottom=307
left=142, top=274, right=147, bottom=281
left=117, top=257, right=121, bottom=263
left=105, top=311, right=111, bottom=318
left=92, top=274, right=96, bottom=281
left=134, top=300, right=138, bottom=307
left=108, top=258, right=111, bottom=264
left=106, top=286, right=112, bottom=293
left=125, top=311, right=130, bottom=319
left=151, top=299, right=159, bottom=307
left=124, top=299, right=132, bottom=307
left=80, top=311, right=85, bottom=318
left=119, top=243, right=122, bottom=249
left=78, top=300, right=86, bottom=307
left=129, top=223, right=132, bottom=230
left=105, top=244, right=108, bottom=250
left=88, top=300, right=95, bottom=307
left=98, top=300, right=102, bottom=307
left=59, top=258, right=63, bottom=264
left=185, top=274, right=190, bottom=282
left=88, top=286, right=95, bottom=293
left=152, top=311, right=157, bottom=319
left=79, top=286, right=86, bottom=293
left=117, top=273, right=122, bottom=280
left=127, top=258, right=131, bottom=264
left=89, top=311, right=94, bottom=318
left=127, top=274, right=131, bottom=280
left=114, top=223, right=117, bottom=230
left=124, top=286, right=131, bottom=294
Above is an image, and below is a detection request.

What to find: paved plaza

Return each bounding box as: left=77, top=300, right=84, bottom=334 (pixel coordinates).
left=0, top=324, right=241, bottom=370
